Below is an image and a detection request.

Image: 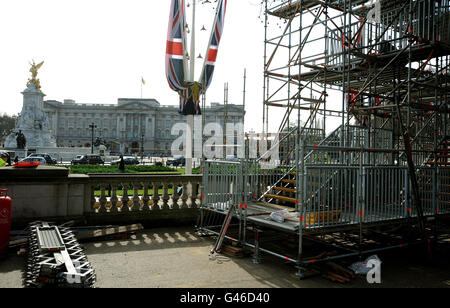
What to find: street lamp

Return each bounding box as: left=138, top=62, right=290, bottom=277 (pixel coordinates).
left=89, top=122, right=97, bottom=154
left=141, top=134, right=145, bottom=164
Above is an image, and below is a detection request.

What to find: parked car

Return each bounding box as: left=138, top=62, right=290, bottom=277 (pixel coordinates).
left=226, top=155, right=240, bottom=162
left=28, top=153, right=57, bottom=164
left=19, top=157, right=47, bottom=165
left=167, top=156, right=185, bottom=167
left=71, top=154, right=104, bottom=165
left=110, top=157, right=140, bottom=166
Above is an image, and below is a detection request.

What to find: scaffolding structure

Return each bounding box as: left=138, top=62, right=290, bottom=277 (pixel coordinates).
left=199, top=0, right=450, bottom=275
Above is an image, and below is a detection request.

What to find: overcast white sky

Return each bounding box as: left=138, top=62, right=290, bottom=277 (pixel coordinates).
left=0, top=0, right=273, bottom=132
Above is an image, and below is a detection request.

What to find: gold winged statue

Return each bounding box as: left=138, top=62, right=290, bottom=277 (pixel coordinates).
left=27, top=60, right=44, bottom=90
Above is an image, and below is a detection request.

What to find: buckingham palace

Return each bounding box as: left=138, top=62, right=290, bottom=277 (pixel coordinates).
left=43, top=98, right=245, bottom=156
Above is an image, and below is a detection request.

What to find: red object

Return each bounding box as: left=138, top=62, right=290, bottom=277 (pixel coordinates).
left=13, top=161, right=41, bottom=168
left=0, top=189, right=12, bottom=259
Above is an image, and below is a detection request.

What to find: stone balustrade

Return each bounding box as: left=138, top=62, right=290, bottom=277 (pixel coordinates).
left=0, top=166, right=203, bottom=227
left=88, top=174, right=202, bottom=214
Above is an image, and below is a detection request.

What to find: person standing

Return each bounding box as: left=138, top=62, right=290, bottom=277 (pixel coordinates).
left=0, top=154, right=7, bottom=168
left=119, top=155, right=125, bottom=173
left=6, top=155, right=11, bottom=166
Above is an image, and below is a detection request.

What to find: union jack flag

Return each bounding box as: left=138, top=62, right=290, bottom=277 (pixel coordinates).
left=166, top=0, right=187, bottom=92
left=200, top=0, right=227, bottom=91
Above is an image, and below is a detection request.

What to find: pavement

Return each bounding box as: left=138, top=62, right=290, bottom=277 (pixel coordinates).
left=0, top=226, right=449, bottom=288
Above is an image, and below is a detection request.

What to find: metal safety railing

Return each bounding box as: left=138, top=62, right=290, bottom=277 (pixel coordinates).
left=198, top=157, right=449, bottom=272
left=438, top=168, right=450, bottom=215
left=202, top=160, right=246, bottom=212
left=363, top=166, right=410, bottom=223
left=252, top=125, right=395, bottom=203
left=416, top=166, right=450, bottom=216
left=300, top=164, right=449, bottom=230
left=201, top=160, right=449, bottom=230
left=299, top=165, right=409, bottom=230
left=299, top=165, right=359, bottom=229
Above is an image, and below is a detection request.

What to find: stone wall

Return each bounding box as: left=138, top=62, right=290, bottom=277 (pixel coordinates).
left=0, top=166, right=202, bottom=228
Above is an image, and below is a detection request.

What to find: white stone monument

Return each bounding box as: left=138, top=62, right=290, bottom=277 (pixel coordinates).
left=4, top=61, right=57, bottom=150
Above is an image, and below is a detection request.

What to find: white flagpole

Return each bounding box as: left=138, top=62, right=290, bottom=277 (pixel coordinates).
left=190, top=0, right=196, bottom=82
left=181, top=0, right=189, bottom=81
left=186, top=0, right=196, bottom=175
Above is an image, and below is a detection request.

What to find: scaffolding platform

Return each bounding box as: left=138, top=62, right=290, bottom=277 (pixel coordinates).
left=299, top=43, right=450, bottom=89
left=200, top=0, right=450, bottom=274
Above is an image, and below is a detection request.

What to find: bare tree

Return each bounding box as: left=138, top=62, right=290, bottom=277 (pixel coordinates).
left=0, top=113, right=18, bottom=141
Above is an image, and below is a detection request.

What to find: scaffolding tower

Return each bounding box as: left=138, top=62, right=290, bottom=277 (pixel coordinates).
left=263, top=0, right=449, bottom=151
left=199, top=0, right=450, bottom=275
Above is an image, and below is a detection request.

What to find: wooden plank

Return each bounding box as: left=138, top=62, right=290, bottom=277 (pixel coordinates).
left=306, top=210, right=341, bottom=224
left=274, top=187, right=296, bottom=193
left=265, top=194, right=297, bottom=203
left=254, top=201, right=295, bottom=212
left=420, top=191, right=450, bottom=196
left=290, top=172, right=321, bottom=177
left=282, top=179, right=297, bottom=184
left=421, top=199, right=450, bottom=205
left=426, top=161, right=450, bottom=166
